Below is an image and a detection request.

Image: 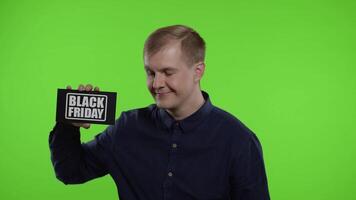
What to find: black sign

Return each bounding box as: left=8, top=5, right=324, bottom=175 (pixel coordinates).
left=56, top=89, right=117, bottom=125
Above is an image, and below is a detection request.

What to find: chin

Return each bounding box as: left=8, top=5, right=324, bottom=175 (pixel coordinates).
left=156, top=101, right=169, bottom=109
left=155, top=100, right=176, bottom=110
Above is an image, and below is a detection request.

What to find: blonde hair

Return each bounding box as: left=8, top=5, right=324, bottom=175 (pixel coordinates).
left=144, top=25, right=206, bottom=66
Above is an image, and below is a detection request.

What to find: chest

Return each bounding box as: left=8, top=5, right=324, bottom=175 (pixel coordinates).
left=113, top=127, right=232, bottom=198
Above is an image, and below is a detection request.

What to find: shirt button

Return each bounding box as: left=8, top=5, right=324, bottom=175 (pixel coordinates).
left=172, top=143, right=177, bottom=148
left=168, top=172, right=173, bottom=177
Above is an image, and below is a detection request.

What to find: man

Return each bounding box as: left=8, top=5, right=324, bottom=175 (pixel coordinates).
left=49, top=25, right=270, bottom=200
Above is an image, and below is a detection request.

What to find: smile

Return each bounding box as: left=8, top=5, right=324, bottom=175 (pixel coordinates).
left=155, top=92, right=172, bottom=97
left=156, top=92, right=171, bottom=94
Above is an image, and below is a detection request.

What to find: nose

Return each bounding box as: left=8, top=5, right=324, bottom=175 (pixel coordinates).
left=152, top=73, right=164, bottom=90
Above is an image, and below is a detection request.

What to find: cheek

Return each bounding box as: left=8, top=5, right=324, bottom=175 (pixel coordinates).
left=165, top=76, right=179, bottom=90
left=166, top=75, right=189, bottom=92
left=177, top=72, right=194, bottom=86
left=146, top=78, right=153, bottom=89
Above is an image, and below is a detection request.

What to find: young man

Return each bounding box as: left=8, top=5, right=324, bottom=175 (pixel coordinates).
left=49, top=25, right=270, bottom=200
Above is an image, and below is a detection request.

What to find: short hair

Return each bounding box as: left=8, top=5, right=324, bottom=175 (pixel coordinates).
left=143, top=25, right=206, bottom=66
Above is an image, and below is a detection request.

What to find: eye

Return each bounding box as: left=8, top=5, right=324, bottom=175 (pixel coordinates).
left=146, top=70, right=155, bottom=77
left=164, top=71, right=174, bottom=76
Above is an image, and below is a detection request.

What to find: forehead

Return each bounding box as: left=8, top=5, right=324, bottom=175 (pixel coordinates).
left=144, top=42, right=187, bottom=70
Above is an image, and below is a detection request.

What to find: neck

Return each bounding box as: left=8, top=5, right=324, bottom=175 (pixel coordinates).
left=166, top=89, right=205, bottom=121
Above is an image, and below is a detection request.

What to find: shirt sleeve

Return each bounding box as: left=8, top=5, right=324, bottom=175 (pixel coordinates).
left=229, top=133, right=271, bottom=200
left=48, top=120, right=118, bottom=185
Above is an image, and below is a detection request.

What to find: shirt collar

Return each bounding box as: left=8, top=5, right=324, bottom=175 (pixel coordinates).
left=158, top=91, right=214, bottom=133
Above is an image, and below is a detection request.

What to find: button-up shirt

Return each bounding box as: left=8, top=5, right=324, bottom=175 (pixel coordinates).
left=49, top=91, right=270, bottom=200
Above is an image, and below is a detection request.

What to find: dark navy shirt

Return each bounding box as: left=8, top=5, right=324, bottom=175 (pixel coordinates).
left=49, top=91, right=270, bottom=200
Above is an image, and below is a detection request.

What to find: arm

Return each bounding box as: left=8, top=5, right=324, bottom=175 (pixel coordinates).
left=229, top=133, right=270, bottom=200
left=48, top=121, right=117, bottom=184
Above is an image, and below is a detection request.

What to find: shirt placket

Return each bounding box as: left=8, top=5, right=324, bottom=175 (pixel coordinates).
left=163, top=121, right=181, bottom=200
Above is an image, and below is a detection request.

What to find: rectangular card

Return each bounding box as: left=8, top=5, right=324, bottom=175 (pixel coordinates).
left=56, top=89, right=117, bottom=125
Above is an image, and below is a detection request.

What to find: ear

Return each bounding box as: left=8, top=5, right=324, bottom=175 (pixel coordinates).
left=194, top=62, right=205, bottom=83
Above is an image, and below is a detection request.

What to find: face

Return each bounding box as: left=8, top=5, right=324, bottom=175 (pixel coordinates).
left=144, top=42, right=203, bottom=111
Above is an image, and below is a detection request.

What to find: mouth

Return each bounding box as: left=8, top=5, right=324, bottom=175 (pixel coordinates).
left=154, top=91, right=172, bottom=98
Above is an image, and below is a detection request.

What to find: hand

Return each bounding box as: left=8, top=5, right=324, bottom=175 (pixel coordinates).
left=66, top=84, right=100, bottom=129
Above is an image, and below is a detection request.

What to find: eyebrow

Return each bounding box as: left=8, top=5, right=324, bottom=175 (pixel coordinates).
left=144, top=65, right=177, bottom=72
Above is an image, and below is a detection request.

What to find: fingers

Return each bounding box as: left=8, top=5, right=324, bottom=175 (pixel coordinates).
left=78, top=84, right=84, bottom=91
left=67, top=84, right=95, bottom=92
left=85, top=84, right=93, bottom=92
left=82, top=123, right=91, bottom=129
left=72, top=122, right=79, bottom=127
left=72, top=122, right=91, bottom=129
left=74, top=84, right=96, bottom=92
left=67, top=84, right=98, bottom=92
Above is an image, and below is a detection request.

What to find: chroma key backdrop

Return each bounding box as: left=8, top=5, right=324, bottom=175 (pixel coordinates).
left=0, top=0, right=355, bottom=200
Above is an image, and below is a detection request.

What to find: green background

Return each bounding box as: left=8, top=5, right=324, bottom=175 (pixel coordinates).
left=0, top=0, right=355, bottom=199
